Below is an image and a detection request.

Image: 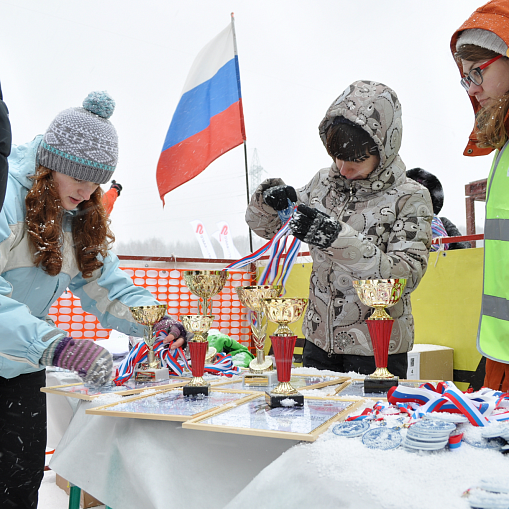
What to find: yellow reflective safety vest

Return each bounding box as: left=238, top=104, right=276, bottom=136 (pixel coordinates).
left=478, top=141, right=509, bottom=364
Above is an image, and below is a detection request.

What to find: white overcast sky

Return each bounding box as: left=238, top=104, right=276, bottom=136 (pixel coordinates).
left=0, top=0, right=489, bottom=253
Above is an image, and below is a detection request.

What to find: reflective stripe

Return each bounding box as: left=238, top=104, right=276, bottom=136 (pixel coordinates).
left=484, top=218, right=509, bottom=241
left=482, top=294, right=509, bottom=322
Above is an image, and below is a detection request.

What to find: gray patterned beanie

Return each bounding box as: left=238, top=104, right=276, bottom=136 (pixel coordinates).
left=38, top=91, right=118, bottom=184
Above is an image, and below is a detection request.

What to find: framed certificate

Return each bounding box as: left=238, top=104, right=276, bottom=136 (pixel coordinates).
left=182, top=395, right=363, bottom=441
left=41, top=378, right=189, bottom=401
left=41, top=372, right=242, bottom=401
left=213, top=374, right=350, bottom=392
left=329, top=379, right=442, bottom=399
left=85, top=388, right=259, bottom=422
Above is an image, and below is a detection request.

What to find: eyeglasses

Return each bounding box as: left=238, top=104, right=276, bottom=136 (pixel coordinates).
left=460, top=55, right=503, bottom=91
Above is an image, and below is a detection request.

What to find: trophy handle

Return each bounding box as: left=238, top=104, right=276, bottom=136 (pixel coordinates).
left=197, top=297, right=211, bottom=316
left=250, top=311, right=268, bottom=350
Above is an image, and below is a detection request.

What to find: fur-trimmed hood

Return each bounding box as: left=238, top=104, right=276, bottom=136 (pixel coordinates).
left=406, top=168, right=444, bottom=215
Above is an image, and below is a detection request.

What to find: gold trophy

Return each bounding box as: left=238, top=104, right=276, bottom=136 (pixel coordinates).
left=179, top=315, right=215, bottom=396
left=353, top=278, right=407, bottom=393
left=235, top=285, right=282, bottom=387
left=130, top=304, right=169, bottom=382
left=181, top=270, right=229, bottom=396
left=262, top=297, right=308, bottom=407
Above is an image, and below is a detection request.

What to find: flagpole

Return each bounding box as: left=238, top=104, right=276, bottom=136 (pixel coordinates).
left=231, top=12, right=253, bottom=253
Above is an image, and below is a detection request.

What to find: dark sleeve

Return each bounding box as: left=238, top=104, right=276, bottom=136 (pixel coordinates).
left=0, top=83, right=12, bottom=213
left=440, top=216, right=471, bottom=250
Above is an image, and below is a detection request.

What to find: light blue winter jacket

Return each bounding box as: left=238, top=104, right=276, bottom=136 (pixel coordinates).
left=0, top=136, right=160, bottom=379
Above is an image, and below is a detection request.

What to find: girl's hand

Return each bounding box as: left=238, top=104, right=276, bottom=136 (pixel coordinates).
left=163, top=334, right=185, bottom=351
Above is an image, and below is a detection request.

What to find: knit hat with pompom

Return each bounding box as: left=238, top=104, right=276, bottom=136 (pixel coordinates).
left=37, top=91, right=118, bottom=184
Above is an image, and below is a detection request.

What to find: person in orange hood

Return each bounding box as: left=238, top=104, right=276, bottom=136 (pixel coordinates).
left=102, top=179, right=122, bottom=215
left=451, top=0, right=509, bottom=392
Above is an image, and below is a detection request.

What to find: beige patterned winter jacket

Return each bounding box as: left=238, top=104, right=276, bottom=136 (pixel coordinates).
left=246, top=81, right=433, bottom=357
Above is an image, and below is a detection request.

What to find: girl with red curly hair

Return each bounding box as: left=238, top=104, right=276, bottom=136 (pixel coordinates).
left=0, top=92, right=184, bottom=508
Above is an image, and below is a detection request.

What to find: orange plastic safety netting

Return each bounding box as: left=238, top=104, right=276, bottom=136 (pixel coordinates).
left=48, top=268, right=255, bottom=349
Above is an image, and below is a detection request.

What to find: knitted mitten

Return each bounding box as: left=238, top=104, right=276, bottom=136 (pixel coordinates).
left=262, top=185, right=297, bottom=211
left=41, top=336, right=113, bottom=386
left=289, top=204, right=342, bottom=249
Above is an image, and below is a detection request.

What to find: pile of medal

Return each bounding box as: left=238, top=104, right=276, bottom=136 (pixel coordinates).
left=464, top=478, right=509, bottom=509
left=332, top=414, right=509, bottom=453
left=402, top=418, right=459, bottom=452
left=332, top=419, right=403, bottom=450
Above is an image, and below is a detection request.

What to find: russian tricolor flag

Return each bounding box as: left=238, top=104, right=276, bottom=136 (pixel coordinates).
left=156, top=19, right=246, bottom=205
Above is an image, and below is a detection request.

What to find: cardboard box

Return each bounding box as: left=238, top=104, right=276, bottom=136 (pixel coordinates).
left=407, top=344, right=454, bottom=381
left=55, top=474, right=103, bottom=508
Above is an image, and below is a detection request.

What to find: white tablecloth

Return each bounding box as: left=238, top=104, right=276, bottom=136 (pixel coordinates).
left=49, top=399, right=298, bottom=509
left=47, top=371, right=509, bottom=509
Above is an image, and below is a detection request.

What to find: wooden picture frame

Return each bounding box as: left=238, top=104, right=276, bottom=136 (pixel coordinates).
left=41, top=372, right=245, bottom=401
left=328, top=379, right=443, bottom=399
left=212, top=373, right=350, bottom=392
left=85, top=388, right=260, bottom=422
left=182, top=395, right=364, bottom=442
left=41, top=379, right=188, bottom=401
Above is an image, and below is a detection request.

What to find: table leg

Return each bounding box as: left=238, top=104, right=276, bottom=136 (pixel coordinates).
left=68, top=485, right=80, bottom=509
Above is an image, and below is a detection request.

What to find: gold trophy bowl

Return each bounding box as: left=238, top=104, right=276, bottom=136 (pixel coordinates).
left=130, top=304, right=168, bottom=381
left=353, top=279, right=407, bottom=320
left=262, top=297, right=308, bottom=407
left=179, top=315, right=215, bottom=343
left=235, top=285, right=282, bottom=383
left=183, top=270, right=228, bottom=315
left=179, top=314, right=215, bottom=396
left=352, top=279, right=407, bottom=393
left=262, top=298, right=308, bottom=336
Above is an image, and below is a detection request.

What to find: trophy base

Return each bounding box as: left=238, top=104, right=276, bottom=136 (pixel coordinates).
left=243, top=370, right=278, bottom=387
left=183, top=383, right=210, bottom=397
left=265, top=390, right=304, bottom=408
left=134, top=367, right=169, bottom=383
left=364, top=375, right=399, bottom=394
left=248, top=356, right=274, bottom=374
left=205, top=346, right=217, bottom=364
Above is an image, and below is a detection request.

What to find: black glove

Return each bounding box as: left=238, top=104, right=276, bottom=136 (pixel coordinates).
left=110, top=180, right=122, bottom=196
left=262, top=185, right=297, bottom=211
left=289, top=204, right=341, bottom=248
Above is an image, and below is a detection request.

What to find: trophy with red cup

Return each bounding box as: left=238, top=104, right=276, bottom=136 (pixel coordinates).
left=261, top=297, right=308, bottom=407
left=181, top=270, right=228, bottom=396
left=179, top=315, right=215, bottom=395
left=353, top=279, right=407, bottom=393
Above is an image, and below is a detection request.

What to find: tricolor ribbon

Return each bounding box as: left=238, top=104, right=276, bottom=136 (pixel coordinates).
left=346, top=408, right=374, bottom=421
left=448, top=433, right=463, bottom=449
left=224, top=206, right=301, bottom=288
left=203, top=352, right=241, bottom=377
left=113, top=333, right=241, bottom=386
left=349, top=384, right=504, bottom=427
left=113, top=338, right=188, bottom=386
left=387, top=381, right=502, bottom=426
